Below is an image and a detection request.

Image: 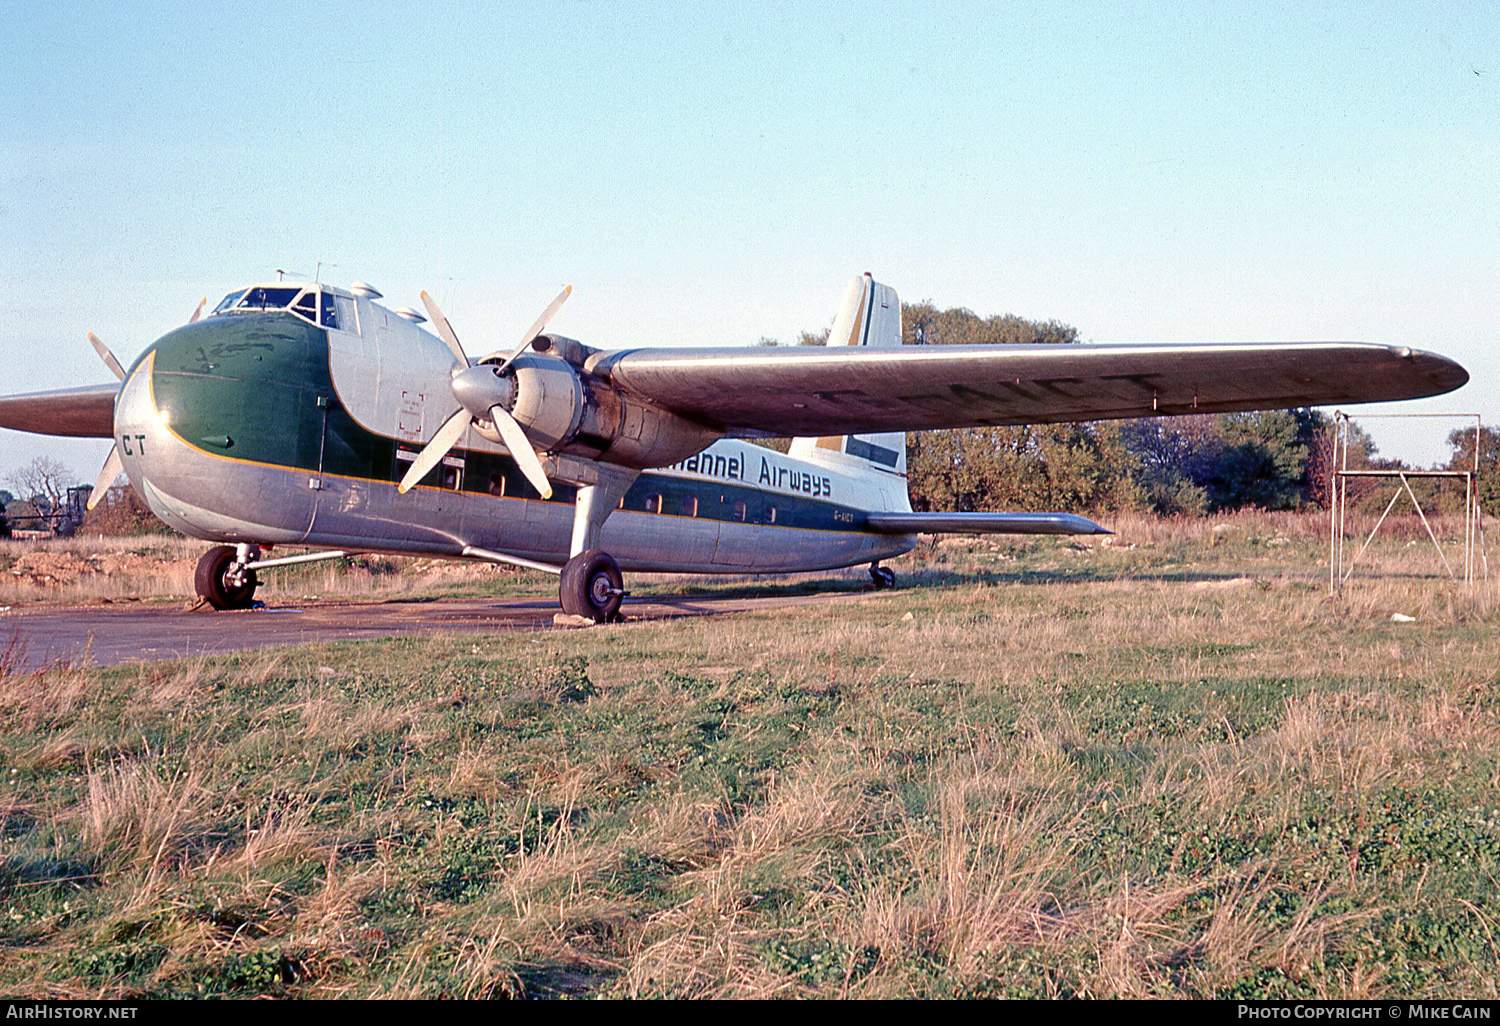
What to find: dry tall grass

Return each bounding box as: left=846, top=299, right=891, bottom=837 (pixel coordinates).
left=0, top=511, right=1495, bottom=998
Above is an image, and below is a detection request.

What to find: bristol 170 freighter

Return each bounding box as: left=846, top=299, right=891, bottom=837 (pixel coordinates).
left=0, top=274, right=1467, bottom=621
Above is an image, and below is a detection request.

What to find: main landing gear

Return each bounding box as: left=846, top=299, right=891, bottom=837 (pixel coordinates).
left=559, top=549, right=625, bottom=623
left=555, top=463, right=638, bottom=625
left=869, top=562, right=896, bottom=590
left=195, top=544, right=259, bottom=610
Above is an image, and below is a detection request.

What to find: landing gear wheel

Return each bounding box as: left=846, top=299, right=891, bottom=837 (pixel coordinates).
left=559, top=549, right=625, bottom=623
left=195, top=545, right=258, bottom=610
left=870, top=563, right=896, bottom=590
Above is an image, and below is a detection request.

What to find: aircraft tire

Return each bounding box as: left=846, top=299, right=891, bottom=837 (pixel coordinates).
left=195, top=545, right=258, bottom=610
left=870, top=564, right=896, bottom=590
left=559, top=549, right=624, bottom=623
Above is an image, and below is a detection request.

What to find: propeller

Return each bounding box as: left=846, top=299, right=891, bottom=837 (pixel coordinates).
left=396, top=287, right=572, bottom=499
left=85, top=333, right=127, bottom=510
left=188, top=297, right=207, bottom=324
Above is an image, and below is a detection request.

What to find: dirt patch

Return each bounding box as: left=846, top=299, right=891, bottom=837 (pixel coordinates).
left=94, top=552, right=195, bottom=579
left=8, top=551, right=98, bottom=586
left=7, top=550, right=198, bottom=587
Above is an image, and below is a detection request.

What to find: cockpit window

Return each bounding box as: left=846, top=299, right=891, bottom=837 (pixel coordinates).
left=211, top=290, right=247, bottom=315
left=292, top=290, right=318, bottom=319
left=236, top=287, right=301, bottom=311
left=319, top=291, right=339, bottom=329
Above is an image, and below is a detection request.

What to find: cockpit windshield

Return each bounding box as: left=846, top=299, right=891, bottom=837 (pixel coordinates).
left=237, top=287, right=301, bottom=310
left=211, top=290, right=247, bottom=315
left=209, top=285, right=358, bottom=333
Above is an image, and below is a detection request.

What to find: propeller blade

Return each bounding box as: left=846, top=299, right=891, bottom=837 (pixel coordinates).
left=497, top=285, right=572, bottom=371
left=188, top=297, right=207, bottom=324
left=397, top=409, right=472, bottom=493
left=490, top=405, right=552, bottom=499
left=87, top=445, right=124, bottom=510
left=419, top=291, right=470, bottom=367
left=88, top=332, right=127, bottom=382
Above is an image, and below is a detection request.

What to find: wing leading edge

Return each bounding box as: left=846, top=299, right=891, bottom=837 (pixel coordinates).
left=592, top=341, right=1468, bottom=437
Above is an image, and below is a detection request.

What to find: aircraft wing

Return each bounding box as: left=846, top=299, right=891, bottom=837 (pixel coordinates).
left=0, top=383, right=119, bottom=438
left=593, top=341, right=1467, bottom=436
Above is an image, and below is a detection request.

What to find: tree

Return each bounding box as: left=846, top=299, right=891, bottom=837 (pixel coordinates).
left=78, top=485, right=171, bottom=536
left=1197, top=410, right=1322, bottom=511
left=1117, top=410, right=1331, bottom=514
left=7, top=457, right=78, bottom=523
left=1447, top=425, right=1500, bottom=516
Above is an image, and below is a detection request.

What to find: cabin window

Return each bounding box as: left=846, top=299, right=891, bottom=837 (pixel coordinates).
left=644, top=493, right=662, bottom=514
left=679, top=495, right=698, bottom=517
left=733, top=500, right=747, bottom=522
left=766, top=505, right=778, bottom=524
left=394, top=448, right=463, bottom=491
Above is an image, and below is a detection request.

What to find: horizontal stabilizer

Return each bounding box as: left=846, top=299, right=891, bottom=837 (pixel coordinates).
left=865, top=511, right=1111, bottom=536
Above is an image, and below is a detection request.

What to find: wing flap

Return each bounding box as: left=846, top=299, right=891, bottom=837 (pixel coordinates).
left=594, top=342, right=1467, bottom=436
left=0, top=383, right=118, bottom=438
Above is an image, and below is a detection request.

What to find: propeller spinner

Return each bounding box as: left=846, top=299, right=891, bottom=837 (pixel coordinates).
left=397, top=287, right=572, bottom=499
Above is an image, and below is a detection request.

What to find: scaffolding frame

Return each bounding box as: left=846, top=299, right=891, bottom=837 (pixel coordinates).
left=1329, top=412, right=1488, bottom=596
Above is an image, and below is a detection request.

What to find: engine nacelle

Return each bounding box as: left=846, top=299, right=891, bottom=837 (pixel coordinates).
left=473, top=349, right=718, bottom=472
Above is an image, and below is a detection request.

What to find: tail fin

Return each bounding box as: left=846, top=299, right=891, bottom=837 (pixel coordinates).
left=788, top=274, right=908, bottom=478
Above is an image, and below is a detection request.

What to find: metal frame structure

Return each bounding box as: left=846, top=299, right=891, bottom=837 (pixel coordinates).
left=1329, top=412, right=1488, bottom=595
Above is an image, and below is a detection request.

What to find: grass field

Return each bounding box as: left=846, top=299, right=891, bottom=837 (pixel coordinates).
left=0, top=510, right=1496, bottom=998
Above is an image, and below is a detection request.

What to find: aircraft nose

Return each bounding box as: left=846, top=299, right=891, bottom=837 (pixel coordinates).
left=112, top=348, right=164, bottom=481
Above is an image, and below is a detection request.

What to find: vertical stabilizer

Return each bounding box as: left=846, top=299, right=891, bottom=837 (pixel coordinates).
left=788, top=275, right=908, bottom=484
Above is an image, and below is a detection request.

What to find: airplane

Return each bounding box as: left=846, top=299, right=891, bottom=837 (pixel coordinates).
left=0, top=273, right=1468, bottom=622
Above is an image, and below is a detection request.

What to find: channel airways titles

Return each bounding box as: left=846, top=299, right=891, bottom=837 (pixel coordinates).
left=668, top=450, right=835, bottom=499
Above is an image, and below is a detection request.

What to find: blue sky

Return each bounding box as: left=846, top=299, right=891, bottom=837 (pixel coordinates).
left=3, top=1, right=1496, bottom=483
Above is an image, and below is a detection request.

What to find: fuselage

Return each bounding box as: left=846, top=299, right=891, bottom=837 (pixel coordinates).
left=111, top=284, right=913, bottom=573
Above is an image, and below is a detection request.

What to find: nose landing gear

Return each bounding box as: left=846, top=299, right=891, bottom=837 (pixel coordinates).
left=195, top=544, right=259, bottom=610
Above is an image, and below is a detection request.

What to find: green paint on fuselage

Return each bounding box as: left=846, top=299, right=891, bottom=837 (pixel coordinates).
left=146, top=313, right=871, bottom=532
